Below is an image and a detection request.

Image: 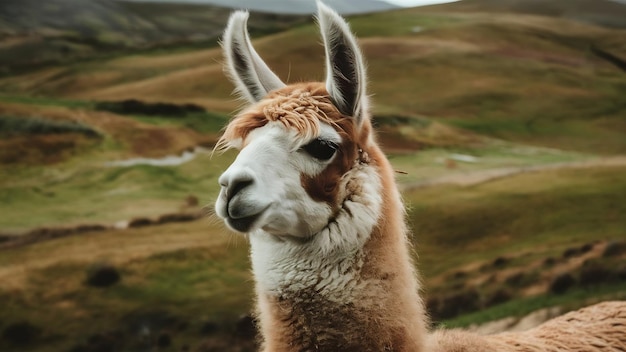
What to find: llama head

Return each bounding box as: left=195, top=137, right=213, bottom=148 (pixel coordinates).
left=215, top=2, right=381, bottom=250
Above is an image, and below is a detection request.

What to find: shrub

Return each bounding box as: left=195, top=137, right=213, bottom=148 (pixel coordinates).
left=156, top=332, right=171, bottom=348
left=579, top=261, right=613, bottom=286
left=235, top=314, right=257, bottom=340
left=436, top=289, right=481, bottom=320
left=95, top=99, right=205, bottom=117
left=504, top=272, right=525, bottom=287
left=128, top=217, right=154, bottom=228
left=492, top=256, right=509, bottom=268
left=543, top=257, right=557, bottom=267
left=200, top=320, right=219, bottom=335
left=579, top=242, right=594, bottom=254
left=0, top=115, right=99, bottom=138
left=2, top=321, right=41, bottom=345
left=602, top=241, right=626, bottom=257
left=549, top=273, right=576, bottom=294
left=484, top=288, right=512, bottom=307
left=562, top=247, right=581, bottom=258
left=156, top=212, right=202, bottom=225
left=85, top=264, right=121, bottom=287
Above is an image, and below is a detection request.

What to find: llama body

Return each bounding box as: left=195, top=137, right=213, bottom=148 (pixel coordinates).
left=246, top=89, right=428, bottom=351
left=214, top=2, right=626, bottom=351
left=431, top=301, right=626, bottom=352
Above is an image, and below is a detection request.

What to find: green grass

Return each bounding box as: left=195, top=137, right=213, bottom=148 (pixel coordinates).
left=3, top=9, right=624, bottom=154
left=1, top=162, right=625, bottom=351
left=350, top=11, right=467, bottom=36
left=407, top=165, right=626, bottom=279
left=0, top=5, right=625, bottom=350
left=0, top=221, right=253, bottom=352
left=0, top=151, right=236, bottom=232
left=0, top=95, right=93, bottom=109
left=390, top=141, right=590, bottom=184
left=0, top=138, right=592, bottom=232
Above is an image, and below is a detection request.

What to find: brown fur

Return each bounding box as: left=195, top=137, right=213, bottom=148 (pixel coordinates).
left=221, top=82, right=429, bottom=351
left=358, top=135, right=429, bottom=352
left=431, top=301, right=626, bottom=352
left=299, top=96, right=361, bottom=207
left=217, top=83, right=341, bottom=151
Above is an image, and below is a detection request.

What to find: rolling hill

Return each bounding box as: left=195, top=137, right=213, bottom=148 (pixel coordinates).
left=0, top=0, right=309, bottom=74
left=419, top=0, right=626, bottom=28
left=123, top=0, right=399, bottom=15
left=2, top=0, right=624, bottom=154
left=0, top=2, right=625, bottom=351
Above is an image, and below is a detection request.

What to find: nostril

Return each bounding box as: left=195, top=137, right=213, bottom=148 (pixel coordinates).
left=227, top=178, right=253, bottom=200
left=218, top=174, right=229, bottom=189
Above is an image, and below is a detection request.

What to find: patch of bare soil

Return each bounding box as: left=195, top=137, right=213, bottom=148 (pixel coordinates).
left=0, top=102, right=216, bottom=160
left=0, top=133, right=98, bottom=164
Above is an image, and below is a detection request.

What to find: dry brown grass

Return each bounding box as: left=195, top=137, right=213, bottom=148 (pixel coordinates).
left=0, top=102, right=215, bottom=159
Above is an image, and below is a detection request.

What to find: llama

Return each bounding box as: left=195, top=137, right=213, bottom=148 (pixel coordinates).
left=214, top=2, right=626, bottom=351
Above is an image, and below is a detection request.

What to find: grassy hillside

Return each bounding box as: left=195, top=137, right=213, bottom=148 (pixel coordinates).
left=0, top=2, right=625, bottom=351
left=419, top=0, right=626, bottom=28
left=1, top=3, right=624, bottom=154
left=0, top=0, right=308, bottom=74
left=1, top=166, right=624, bottom=351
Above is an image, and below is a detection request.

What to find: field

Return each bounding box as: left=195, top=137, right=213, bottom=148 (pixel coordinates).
left=0, top=0, right=625, bottom=351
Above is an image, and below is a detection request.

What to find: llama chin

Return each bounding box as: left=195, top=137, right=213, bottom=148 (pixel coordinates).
left=213, top=2, right=626, bottom=351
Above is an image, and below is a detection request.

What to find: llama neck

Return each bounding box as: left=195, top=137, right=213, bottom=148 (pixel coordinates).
left=249, top=145, right=429, bottom=352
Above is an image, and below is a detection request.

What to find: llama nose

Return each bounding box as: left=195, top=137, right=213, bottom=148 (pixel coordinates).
left=220, top=172, right=254, bottom=204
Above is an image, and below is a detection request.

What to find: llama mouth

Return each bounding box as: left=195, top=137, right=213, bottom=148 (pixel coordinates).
left=227, top=214, right=260, bottom=233
left=224, top=198, right=270, bottom=233
left=226, top=204, right=269, bottom=233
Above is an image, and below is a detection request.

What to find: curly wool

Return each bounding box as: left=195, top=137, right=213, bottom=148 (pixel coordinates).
left=430, top=301, right=626, bottom=352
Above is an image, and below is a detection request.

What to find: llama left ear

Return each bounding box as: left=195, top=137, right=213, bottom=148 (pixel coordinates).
left=317, top=1, right=368, bottom=124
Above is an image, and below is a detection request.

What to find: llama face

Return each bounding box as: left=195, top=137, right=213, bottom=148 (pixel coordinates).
left=215, top=84, right=363, bottom=237
left=216, top=2, right=375, bottom=242
left=215, top=113, right=336, bottom=235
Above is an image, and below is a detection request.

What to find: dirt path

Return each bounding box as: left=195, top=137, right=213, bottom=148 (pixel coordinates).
left=400, top=156, right=626, bottom=191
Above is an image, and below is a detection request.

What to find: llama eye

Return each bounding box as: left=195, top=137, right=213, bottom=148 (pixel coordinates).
left=302, top=138, right=338, bottom=161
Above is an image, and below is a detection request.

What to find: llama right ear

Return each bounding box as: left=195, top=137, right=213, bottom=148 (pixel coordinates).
left=317, top=1, right=368, bottom=124
left=222, top=11, right=286, bottom=103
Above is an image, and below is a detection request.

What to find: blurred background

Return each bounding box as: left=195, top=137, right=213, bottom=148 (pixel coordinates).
left=0, top=0, right=625, bottom=351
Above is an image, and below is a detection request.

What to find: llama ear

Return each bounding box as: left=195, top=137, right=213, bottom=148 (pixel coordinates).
left=317, top=1, right=368, bottom=124
left=222, top=11, right=286, bottom=103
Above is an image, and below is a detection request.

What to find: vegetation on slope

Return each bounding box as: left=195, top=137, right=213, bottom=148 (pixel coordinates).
left=0, top=2, right=624, bottom=351
left=0, top=0, right=308, bottom=74
left=2, top=2, right=624, bottom=153
left=1, top=166, right=624, bottom=351
left=419, top=0, right=626, bottom=28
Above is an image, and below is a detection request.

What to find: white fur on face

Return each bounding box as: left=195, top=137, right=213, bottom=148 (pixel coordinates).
left=216, top=117, right=383, bottom=300
left=249, top=157, right=382, bottom=300
left=215, top=122, right=340, bottom=237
